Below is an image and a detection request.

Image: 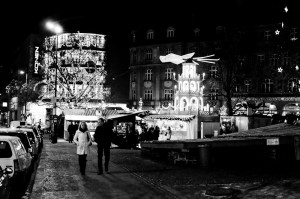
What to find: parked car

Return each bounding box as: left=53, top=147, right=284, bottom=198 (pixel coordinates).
left=0, top=166, right=13, bottom=199
left=32, top=126, right=43, bottom=150
left=0, top=128, right=34, bottom=163
left=0, top=136, right=32, bottom=191
left=16, top=127, right=39, bottom=160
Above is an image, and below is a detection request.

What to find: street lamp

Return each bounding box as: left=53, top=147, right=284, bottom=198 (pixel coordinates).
left=19, top=70, right=27, bottom=84
left=45, top=20, right=63, bottom=144
left=45, top=20, right=63, bottom=116
left=19, top=70, right=28, bottom=120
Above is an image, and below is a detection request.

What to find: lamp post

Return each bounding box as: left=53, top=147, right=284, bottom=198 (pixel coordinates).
left=45, top=20, right=63, bottom=116
left=45, top=20, right=63, bottom=143
left=19, top=70, right=27, bottom=84
left=19, top=70, right=28, bottom=120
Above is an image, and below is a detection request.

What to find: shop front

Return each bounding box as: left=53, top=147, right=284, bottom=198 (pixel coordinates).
left=64, top=114, right=99, bottom=140
left=142, top=115, right=197, bottom=140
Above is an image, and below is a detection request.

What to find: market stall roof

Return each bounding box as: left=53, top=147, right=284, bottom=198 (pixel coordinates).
left=143, top=114, right=196, bottom=122
left=219, top=123, right=300, bottom=138
left=63, top=108, right=97, bottom=116
left=106, top=110, right=149, bottom=120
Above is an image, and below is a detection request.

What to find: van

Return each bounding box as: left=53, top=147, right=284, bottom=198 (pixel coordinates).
left=0, top=136, right=32, bottom=186
left=9, top=121, right=26, bottom=128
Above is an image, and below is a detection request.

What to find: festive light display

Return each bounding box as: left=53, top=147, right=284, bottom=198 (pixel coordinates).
left=159, top=52, right=219, bottom=65
left=38, top=32, right=110, bottom=109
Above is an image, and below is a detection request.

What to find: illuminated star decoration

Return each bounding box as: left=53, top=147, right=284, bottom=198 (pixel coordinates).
left=278, top=67, right=283, bottom=73
left=284, top=6, right=288, bottom=13
left=159, top=52, right=219, bottom=65
left=296, top=65, right=299, bottom=71
left=275, top=29, right=280, bottom=35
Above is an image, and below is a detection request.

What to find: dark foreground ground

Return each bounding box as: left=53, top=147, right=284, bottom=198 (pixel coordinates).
left=27, top=138, right=300, bottom=199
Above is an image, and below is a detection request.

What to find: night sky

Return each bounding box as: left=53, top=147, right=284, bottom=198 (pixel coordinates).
left=0, top=0, right=298, bottom=81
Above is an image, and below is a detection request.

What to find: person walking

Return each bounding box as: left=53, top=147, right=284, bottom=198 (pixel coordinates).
left=68, top=121, right=75, bottom=143
left=94, top=118, right=113, bottom=175
left=166, top=126, right=172, bottom=140
left=73, top=122, right=92, bottom=175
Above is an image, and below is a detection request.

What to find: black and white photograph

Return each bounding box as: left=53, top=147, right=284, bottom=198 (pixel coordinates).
left=0, top=0, right=300, bottom=198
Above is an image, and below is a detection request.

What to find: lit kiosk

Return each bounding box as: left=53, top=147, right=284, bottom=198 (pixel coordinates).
left=143, top=53, right=219, bottom=140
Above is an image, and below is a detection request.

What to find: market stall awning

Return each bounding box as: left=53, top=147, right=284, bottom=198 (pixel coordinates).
left=143, top=114, right=196, bottom=122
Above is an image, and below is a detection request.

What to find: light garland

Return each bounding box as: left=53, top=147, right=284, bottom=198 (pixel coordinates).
left=38, top=32, right=109, bottom=108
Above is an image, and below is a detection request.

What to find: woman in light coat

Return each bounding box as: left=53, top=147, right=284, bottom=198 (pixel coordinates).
left=73, top=122, right=92, bottom=175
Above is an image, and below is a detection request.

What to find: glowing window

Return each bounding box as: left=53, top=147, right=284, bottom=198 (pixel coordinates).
left=167, top=27, right=175, bottom=38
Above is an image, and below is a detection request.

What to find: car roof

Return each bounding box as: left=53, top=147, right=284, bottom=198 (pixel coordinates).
left=0, top=131, right=31, bottom=149
left=0, top=135, right=20, bottom=141
left=15, top=127, right=34, bottom=132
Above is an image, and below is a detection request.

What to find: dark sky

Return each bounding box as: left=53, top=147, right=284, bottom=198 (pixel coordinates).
left=0, top=0, right=298, bottom=68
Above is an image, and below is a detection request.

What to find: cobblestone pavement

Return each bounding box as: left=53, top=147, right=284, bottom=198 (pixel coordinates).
left=29, top=139, right=175, bottom=199
left=29, top=138, right=300, bottom=199
left=109, top=149, right=300, bottom=199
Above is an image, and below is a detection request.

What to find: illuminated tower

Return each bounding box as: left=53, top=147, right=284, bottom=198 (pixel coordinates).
left=174, top=61, right=205, bottom=113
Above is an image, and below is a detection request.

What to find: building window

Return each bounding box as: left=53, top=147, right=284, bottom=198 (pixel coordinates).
left=146, top=49, right=152, bottom=60
left=166, top=47, right=173, bottom=55
left=132, top=90, right=136, bottom=100
left=270, top=54, right=279, bottom=67
left=262, top=79, right=273, bottom=93
left=194, top=28, right=200, bottom=37
left=165, top=68, right=173, bottom=80
left=288, top=78, right=299, bottom=92
left=210, top=65, right=217, bottom=78
left=144, top=90, right=153, bottom=100
left=145, top=69, right=152, bottom=81
left=257, top=54, right=265, bottom=66
left=131, top=31, right=136, bottom=43
left=244, top=79, right=252, bottom=92
left=164, top=89, right=173, bottom=100
left=132, top=71, right=137, bottom=81
left=216, top=26, right=225, bottom=34
left=147, top=29, right=154, bottom=40
left=264, top=30, right=271, bottom=41
left=167, top=27, right=175, bottom=38
left=290, top=28, right=298, bottom=41
left=283, top=52, right=290, bottom=66
left=132, top=51, right=137, bottom=64
left=209, top=88, right=218, bottom=100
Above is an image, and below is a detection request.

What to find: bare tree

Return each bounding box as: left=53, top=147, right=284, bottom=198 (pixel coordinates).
left=213, top=27, right=253, bottom=115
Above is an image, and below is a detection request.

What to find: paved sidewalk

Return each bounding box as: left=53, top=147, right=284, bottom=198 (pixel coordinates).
left=29, top=138, right=175, bottom=199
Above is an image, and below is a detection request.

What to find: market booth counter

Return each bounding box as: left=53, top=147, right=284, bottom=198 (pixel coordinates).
left=142, top=114, right=198, bottom=141
left=64, top=115, right=98, bottom=141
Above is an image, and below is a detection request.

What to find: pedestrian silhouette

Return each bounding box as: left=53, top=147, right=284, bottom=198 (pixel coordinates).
left=94, top=118, right=112, bottom=174
left=73, top=122, right=92, bottom=175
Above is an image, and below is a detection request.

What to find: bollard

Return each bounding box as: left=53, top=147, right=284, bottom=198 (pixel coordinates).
left=198, top=144, right=212, bottom=168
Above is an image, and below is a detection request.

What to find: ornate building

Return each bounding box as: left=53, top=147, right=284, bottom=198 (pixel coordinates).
left=40, top=32, right=109, bottom=109
left=128, top=20, right=300, bottom=116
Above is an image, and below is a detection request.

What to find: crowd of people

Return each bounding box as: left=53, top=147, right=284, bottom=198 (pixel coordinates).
left=138, top=124, right=172, bottom=141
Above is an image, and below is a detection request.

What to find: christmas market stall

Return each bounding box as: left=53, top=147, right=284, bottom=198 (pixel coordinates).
left=142, top=114, right=197, bottom=140
left=63, top=109, right=99, bottom=140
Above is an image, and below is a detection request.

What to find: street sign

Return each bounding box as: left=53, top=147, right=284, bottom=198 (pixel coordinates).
left=266, top=138, right=279, bottom=145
